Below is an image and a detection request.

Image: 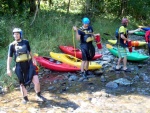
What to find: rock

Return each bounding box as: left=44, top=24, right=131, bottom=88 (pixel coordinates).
left=94, top=70, right=103, bottom=75
left=113, top=78, right=132, bottom=86
left=68, top=75, right=78, bottom=81
left=102, top=57, right=111, bottom=62
left=132, top=75, right=140, bottom=82
left=99, top=61, right=110, bottom=65
left=48, top=86, right=55, bottom=90
left=100, top=76, right=107, bottom=82
left=106, top=81, right=118, bottom=89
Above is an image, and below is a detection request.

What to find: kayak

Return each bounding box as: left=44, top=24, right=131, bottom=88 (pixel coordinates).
left=106, top=44, right=149, bottom=61
left=142, top=27, right=150, bottom=31
left=34, top=56, right=80, bottom=72
left=133, top=31, right=145, bottom=36
left=50, top=52, right=102, bottom=70
left=59, top=45, right=102, bottom=60
left=108, top=40, right=146, bottom=46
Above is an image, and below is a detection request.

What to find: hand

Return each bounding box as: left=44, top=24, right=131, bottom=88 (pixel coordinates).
left=136, top=28, right=142, bottom=32
left=32, top=58, right=37, bottom=65
left=94, top=33, right=100, bottom=36
left=72, top=26, right=77, bottom=31
left=7, top=69, right=12, bottom=77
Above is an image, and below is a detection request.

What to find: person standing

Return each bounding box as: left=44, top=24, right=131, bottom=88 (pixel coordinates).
left=116, top=18, right=141, bottom=72
left=73, top=17, right=96, bottom=79
left=7, top=28, right=45, bottom=104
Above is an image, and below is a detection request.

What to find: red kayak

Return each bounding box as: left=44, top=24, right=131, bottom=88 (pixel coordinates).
left=34, top=56, right=80, bottom=72
left=59, top=46, right=102, bottom=60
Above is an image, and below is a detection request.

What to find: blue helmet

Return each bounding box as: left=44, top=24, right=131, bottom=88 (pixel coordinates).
left=82, top=17, right=90, bottom=24
left=13, top=28, right=23, bottom=38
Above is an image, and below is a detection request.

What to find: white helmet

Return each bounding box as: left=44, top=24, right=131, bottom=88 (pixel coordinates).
left=13, top=28, right=23, bottom=38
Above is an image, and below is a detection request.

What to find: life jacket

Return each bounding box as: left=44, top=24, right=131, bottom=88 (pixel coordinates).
left=145, top=30, right=150, bottom=42
left=116, top=26, right=128, bottom=47
left=12, top=40, right=31, bottom=62
left=79, top=27, right=94, bottom=43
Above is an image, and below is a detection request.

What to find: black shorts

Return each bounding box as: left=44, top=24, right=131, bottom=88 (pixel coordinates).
left=80, top=43, right=95, bottom=61
left=15, top=60, right=36, bottom=85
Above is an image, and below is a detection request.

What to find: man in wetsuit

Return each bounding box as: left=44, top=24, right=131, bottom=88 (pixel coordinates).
left=116, top=18, right=141, bottom=72
left=73, top=17, right=96, bottom=79
left=7, top=28, right=45, bottom=104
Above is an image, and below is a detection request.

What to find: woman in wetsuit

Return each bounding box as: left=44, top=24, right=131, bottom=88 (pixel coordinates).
left=7, top=28, right=45, bottom=104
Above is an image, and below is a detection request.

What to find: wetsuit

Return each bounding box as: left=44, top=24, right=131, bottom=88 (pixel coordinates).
left=78, top=26, right=95, bottom=61
left=8, top=39, right=36, bottom=86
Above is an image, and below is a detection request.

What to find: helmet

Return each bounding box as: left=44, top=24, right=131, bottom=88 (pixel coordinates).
left=121, top=18, right=128, bottom=25
left=13, top=28, right=23, bottom=38
left=82, top=17, right=90, bottom=24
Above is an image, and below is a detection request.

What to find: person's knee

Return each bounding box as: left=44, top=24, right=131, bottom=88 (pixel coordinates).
left=33, top=75, right=40, bottom=84
left=20, top=84, right=24, bottom=87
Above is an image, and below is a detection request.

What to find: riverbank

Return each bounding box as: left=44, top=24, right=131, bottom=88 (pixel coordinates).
left=1, top=35, right=150, bottom=113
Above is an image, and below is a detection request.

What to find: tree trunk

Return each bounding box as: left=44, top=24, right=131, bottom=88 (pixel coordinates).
left=49, top=0, right=53, bottom=7
left=38, top=0, right=41, bottom=10
left=121, top=0, right=128, bottom=16
left=29, top=0, right=36, bottom=14
left=18, top=0, right=24, bottom=13
left=67, top=0, right=71, bottom=14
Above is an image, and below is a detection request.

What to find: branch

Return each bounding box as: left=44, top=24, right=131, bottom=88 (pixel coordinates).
left=30, top=0, right=40, bottom=26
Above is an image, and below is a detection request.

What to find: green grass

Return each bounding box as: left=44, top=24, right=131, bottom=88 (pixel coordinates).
left=0, top=8, right=142, bottom=87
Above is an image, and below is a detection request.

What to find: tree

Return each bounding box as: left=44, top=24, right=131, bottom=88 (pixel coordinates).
left=29, top=0, right=36, bottom=14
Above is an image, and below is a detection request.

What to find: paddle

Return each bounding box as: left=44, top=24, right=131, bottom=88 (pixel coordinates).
left=138, top=26, right=147, bottom=28
left=103, top=33, right=116, bottom=39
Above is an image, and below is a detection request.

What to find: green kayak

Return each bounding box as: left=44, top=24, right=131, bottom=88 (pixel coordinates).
left=106, top=44, right=149, bottom=61
left=134, top=31, right=145, bottom=36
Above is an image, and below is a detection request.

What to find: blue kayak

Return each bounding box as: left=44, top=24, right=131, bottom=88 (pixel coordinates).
left=142, top=27, right=150, bottom=31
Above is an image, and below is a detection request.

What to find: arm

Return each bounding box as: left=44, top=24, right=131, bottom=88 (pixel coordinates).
left=29, top=51, right=37, bottom=65
left=7, top=57, right=12, bottom=76
left=120, top=34, right=128, bottom=41
left=128, top=28, right=141, bottom=34
left=73, top=26, right=81, bottom=40
left=94, top=33, right=100, bottom=37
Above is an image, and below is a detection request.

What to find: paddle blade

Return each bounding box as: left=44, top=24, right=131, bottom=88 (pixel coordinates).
left=106, top=44, right=113, bottom=49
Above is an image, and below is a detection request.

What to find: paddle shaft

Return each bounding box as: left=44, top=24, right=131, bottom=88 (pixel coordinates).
left=103, top=33, right=116, bottom=39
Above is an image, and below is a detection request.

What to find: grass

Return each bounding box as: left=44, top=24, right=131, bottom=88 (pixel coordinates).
left=0, top=7, right=142, bottom=87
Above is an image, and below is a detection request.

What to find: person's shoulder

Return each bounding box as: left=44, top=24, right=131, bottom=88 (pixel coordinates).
left=10, top=41, right=17, bottom=46
left=79, top=26, right=83, bottom=30
left=22, top=39, right=29, bottom=42
left=88, top=26, right=93, bottom=29
left=22, top=39, right=29, bottom=44
left=119, top=26, right=125, bottom=29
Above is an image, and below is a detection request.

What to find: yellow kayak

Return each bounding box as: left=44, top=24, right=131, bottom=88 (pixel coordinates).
left=50, top=52, right=102, bottom=70
left=108, top=40, right=146, bottom=46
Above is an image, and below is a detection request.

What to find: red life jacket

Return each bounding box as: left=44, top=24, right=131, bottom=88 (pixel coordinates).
left=145, top=30, right=150, bottom=42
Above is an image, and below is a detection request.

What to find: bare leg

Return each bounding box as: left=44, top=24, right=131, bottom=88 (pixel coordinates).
left=84, top=61, right=89, bottom=71
left=32, top=75, right=40, bottom=93
left=81, top=61, right=86, bottom=72
left=123, top=56, right=127, bottom=70
left=20, top=84, right=27, bottom=97
left=116, top=58, right=122, bottom=69
left=20, top=84, right=29, bottom=104
left=32, top=75, right=45, bottom=101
